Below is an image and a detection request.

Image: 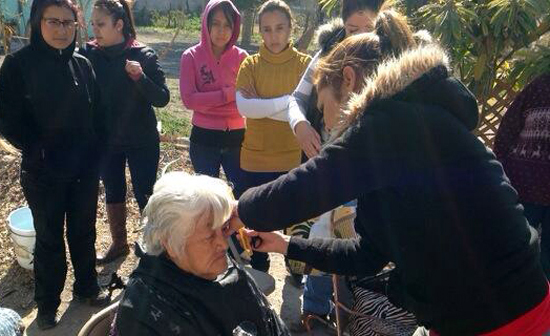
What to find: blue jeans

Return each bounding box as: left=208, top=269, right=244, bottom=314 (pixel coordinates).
left=303, top=275, right=334, bottom=316
left=524, top=202, right=550, bottom=278
left=189, top=142, right=243, bottom=197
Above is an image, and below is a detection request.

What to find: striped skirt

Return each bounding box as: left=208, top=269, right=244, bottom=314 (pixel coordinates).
left=348, top=285, right=417, bottom=336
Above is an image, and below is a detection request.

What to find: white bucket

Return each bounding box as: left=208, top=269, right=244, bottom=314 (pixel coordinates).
left=7, top=207, right=35, bottom=270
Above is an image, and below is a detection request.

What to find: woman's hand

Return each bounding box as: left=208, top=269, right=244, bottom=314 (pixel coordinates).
left=125, top=60, right=144, bottom=81
left=295, top=121, right=322, bottom=159
left=239, top=229, right=290, bottom=255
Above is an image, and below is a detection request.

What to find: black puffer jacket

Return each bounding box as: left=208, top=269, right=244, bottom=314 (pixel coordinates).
left=238, top=45, right=546, bottom=335
left=0, top=21, right=104, bottom=180
left=79, top=40, right=169, bottom=149
left=114, top=245, right=289, bottom=336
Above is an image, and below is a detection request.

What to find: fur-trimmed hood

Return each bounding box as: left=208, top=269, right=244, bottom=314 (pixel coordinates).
left=335, top=44, right=479, bottom=138
left=316, top=19, right=346, bottom=56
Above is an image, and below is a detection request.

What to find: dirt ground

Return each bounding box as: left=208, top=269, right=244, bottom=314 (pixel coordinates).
left=0, top=32, right=331, bottom=335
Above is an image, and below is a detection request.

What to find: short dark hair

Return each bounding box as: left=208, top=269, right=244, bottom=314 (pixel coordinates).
left=93, top=0, right=136, bottom=40
left=207, top=3, right=235, bottom=32
left=341, top=0, right=385, bottom=22
left=30, top=0, right=81, bottom=43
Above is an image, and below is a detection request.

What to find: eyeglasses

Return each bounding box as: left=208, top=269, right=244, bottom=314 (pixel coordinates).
left=42, top=18, right=78, bottom=29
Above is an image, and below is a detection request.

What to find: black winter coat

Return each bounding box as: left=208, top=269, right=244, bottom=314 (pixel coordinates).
left=114, top=246, right=289, bottom=336
left=79, top=40, right=169, bottom=149
left=238, top=45, right=547, bottom=335
left=0, top=27, right=104, bottom=180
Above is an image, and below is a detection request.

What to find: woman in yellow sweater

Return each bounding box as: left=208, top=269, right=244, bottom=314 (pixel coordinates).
left=235, top=0, right=311, bottom=272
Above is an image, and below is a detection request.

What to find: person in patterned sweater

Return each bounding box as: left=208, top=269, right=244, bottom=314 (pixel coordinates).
left=494, top=73, right=550, bottom=278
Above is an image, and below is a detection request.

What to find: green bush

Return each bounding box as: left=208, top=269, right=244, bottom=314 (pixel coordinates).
left=149, top=10, right=201, bottom=31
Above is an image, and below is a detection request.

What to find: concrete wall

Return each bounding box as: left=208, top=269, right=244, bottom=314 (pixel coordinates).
left=1, top=0, right=31, bottom=36
left=134, top=0, right=205, bottom=13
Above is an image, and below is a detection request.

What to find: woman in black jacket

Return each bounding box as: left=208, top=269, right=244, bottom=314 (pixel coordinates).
left=0, top=0, right=108, bottom=330
left=231, top=33, right=550, bottom=334
left=80, top=0, right=170, bottom=264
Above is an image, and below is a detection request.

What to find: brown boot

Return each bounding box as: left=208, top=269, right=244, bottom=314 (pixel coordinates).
left=97, top=203, right=130, bottom=264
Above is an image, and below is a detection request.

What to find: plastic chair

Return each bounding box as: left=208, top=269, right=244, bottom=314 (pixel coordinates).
left=77, top=301, right=119, bottom=336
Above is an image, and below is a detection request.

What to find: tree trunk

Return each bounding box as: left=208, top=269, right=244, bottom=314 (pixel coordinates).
left=241, top=7, right=255, bottom=47
left=295, top=1, right=319, bottom=52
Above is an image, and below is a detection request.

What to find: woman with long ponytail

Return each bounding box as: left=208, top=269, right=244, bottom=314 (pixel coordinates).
left=80, top=0, right=170, bottom=264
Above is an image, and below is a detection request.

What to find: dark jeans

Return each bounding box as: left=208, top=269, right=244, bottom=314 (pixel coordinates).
left=239, top=171, right=286, bottom=272
left=21, top=170, right=100, bottom=313
left=102, top=143, right=159, bottom=211
left=524, top=202, right=550, bottom=278
left=189, top=142, right=243, bottom=197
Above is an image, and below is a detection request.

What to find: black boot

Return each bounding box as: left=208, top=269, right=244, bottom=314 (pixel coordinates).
left=36, top=310, right=57, bottom=330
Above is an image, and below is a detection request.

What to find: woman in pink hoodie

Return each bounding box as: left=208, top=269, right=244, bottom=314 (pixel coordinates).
left=180, top=0, right=248, bottom=193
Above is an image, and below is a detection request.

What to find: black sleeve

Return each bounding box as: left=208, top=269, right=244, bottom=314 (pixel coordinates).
left=238, top=112, right=404, bottom=231
left=135, top=50, right=170, bottom=107
left=0, top=54, right=34, bottom=150
left=286, top=236, right=388, bottom=276
left=87, top=61, right=107, bottom=146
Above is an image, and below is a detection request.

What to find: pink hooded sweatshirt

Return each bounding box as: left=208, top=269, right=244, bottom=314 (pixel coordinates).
left=180, top=0, right=248, bottom=130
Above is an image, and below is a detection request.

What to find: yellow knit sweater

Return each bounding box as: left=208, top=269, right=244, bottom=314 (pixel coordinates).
left=236, top=44, right=311, bottom=172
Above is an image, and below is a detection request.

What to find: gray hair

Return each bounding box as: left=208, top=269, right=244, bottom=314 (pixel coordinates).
left=142, top=172, right=234, bottom=256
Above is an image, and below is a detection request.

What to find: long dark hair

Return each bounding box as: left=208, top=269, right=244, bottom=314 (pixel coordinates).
left=93, top=0, right=136, bottom=40
left=30, top=0, right=81, bottom=43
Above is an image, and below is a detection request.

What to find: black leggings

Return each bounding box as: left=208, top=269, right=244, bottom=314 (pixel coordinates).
left=102, top=143, right=159, bottom=211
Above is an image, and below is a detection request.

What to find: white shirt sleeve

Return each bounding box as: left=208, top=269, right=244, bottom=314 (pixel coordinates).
left=288, top=51, right=321, bottom=133
left=236, top=91, right=290, bottom=119
left=269, top=110, right=289, bottom=122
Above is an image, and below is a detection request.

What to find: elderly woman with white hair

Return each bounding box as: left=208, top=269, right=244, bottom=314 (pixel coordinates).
left=112, top=172, right=289, bottom=336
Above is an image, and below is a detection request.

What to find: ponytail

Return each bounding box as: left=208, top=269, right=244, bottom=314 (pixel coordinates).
left=374, top=9, right=416, bottom=57
left=315, top=10, right=416, bottom=98
left=314, top=9, right=418, bottom=138
left=94, top=0, right=137, bottom=40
